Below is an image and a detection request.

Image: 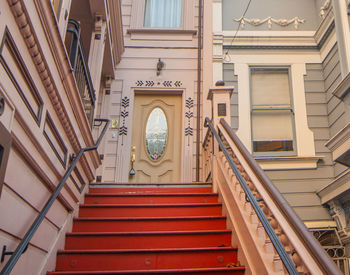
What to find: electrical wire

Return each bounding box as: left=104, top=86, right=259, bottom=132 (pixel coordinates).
left=223, top=0, right=252, bottom=62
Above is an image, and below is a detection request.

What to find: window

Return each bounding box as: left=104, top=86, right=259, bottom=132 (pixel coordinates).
left=144, top=0, right=182, bottom=28
left=250, top=67, right=296, bottom=155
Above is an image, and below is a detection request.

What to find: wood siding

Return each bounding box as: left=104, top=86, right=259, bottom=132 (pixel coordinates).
left=223, top=62, right=334, bottom=222
left=322, top=44, right=349, bottom=178
left=0, top=1, right=101, bottom=274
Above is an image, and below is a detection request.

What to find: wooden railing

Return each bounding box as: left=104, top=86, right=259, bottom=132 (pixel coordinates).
left=203, top=117, right=342, bottom=275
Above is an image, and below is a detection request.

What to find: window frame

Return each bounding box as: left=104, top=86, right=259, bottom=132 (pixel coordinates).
left=249, top=66, right=298, bottom=157
left=144, top=0, right=183, bottom=28
left=129, top=0, right=194, bottom=31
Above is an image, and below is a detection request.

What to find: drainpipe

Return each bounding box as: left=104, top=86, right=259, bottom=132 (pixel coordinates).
left=196, top=0, right=203, bottom=182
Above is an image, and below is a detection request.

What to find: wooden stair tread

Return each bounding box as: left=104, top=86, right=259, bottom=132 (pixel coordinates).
left=48, top=266, right=245, bottom=274
left=66, top=230, right=231, bottom=236
left=58, top=247, right=238, bottom=254
left=51, top=185, right=244, bottom=274
left=74, top=216, right=226, bottom=221
left=80, top=203, right=222, bottom=207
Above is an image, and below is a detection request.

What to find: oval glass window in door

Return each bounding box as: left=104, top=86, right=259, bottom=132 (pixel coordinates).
left=145, top=107, right=168, bottom=160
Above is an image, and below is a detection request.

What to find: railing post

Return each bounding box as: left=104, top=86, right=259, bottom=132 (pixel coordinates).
left=207, top=82, right=233, bottom=128
left=206, top=83, right=233, bottom=189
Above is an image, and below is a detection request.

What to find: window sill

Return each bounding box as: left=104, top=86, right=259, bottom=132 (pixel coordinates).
left=333, top=71, right=350, bottom=99
left=255, top=156, right=321, bottom=170
left=318, top=169, right=350, bottom=204
left=325, top=122, right=350, bottom=165
left=127, top=28, right=197, bottom=41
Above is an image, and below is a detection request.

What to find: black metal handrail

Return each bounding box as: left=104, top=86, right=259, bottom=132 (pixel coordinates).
left=204, top=117, right=298, bottom=274
left=0, top=118, right=110, bottom=275
left=66, top=19, right=96, bottom=125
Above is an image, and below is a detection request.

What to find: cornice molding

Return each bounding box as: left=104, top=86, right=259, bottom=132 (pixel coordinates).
left=223, top=20, right=335, bottom=51
left=325, top=122, right=350, bottom=151
left=222, top=5, right=335, bottom=52
left=318, top=169, right=350, bottom=204
left=6, top=0, right=99, bottom=180
left=332, top=71, right=350, bottom=99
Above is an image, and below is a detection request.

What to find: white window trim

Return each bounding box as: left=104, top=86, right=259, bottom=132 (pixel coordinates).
left=232, top=62, right=316, bottom=170
left=249, top=66, right=297, bottom=157
left=129, top=0, right=195, bottom=31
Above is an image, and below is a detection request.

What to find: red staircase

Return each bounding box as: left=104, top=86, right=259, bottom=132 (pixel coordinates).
left=48, top=183, right=245, bottom=274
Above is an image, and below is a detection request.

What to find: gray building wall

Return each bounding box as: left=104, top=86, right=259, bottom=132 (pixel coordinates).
left=322, top=44, right=348, bottom=178
left=223, top=61, right=333, bottom=222
left=222, top=0, right=322, bottom=31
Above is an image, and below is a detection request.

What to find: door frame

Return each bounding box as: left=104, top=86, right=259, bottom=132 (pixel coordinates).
left=132, top=89, right=184, bottom=182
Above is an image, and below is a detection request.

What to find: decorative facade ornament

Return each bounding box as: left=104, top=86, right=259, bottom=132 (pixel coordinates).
left=119, top=96, right=129, bottom=145
left=234, top=16, right=306, bottom=30
left=184, top=97, right=194, bottom=143
left=320, top=0, right=331, bottom=19
left=135, top=80, right=182, bottom=88
left=328, top=200, right=347, bottom=230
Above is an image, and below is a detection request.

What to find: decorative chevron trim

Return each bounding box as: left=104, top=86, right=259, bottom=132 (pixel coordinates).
left=119, top=96, right=130, bottom=145
left=135, top=80, right=183, bottom=88
left=185, top=97, right=194, bottom=145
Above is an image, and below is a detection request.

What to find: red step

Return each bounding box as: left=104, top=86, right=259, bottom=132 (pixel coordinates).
left=48, top=266, right=245, bottom=274
left=78, top=203, right=222, bottom=218
left=84, top=193, right=219, bottom=204
left=50, top=184, right=245, bottom=274
left=72, top=216, right=227, bottom=232
left=89, top=187, right=213, bottom=194
left=55, top=247, right=239, bottom=271
left=65, top=230, right=232, bottom=249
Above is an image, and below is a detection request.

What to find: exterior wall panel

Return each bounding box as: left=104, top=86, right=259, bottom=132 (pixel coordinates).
left=223, top=63, right=238, bottom=130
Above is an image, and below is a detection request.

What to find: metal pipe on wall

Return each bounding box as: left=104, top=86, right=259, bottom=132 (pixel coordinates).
left=196, top=0, right=203, bottom=182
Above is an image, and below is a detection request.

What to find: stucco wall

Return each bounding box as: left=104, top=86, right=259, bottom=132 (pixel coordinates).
left=98, top=0, right=200, bottom=183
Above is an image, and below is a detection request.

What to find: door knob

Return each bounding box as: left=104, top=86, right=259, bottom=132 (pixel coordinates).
left=129, top=146, right=136, bottom=176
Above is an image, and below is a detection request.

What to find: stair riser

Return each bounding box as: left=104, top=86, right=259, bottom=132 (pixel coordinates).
left=65, top=233, right=231, bottom=249
left=48, top=269, right=245, bottom=275
left=72, top=219, right=227, bottom=232
left=56, top=250, right=238, bottom=271
left=84, top=195, right=218, bottom=205
left=89, top=187, right=213, bottom=194
left=79, top=206, right=222, bottom=218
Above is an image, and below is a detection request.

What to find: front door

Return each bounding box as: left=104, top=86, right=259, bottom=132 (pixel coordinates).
left=130, top=93, right=182, bottom=182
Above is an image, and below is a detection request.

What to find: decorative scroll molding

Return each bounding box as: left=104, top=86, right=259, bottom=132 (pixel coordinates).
left=320, top=0, right=331, bottom=19
left=234, top=16, right=306, bottom=30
